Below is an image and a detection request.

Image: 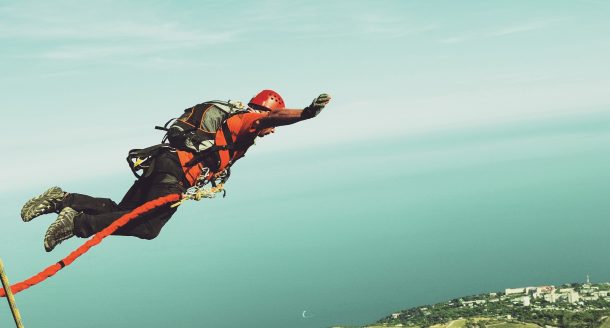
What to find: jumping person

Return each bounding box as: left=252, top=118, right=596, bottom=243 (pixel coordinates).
left=21, top=90, right=331, bottom=252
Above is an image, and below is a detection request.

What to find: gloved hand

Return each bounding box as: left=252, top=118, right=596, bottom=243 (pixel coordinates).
left=301, top=93, right=331, bottom=119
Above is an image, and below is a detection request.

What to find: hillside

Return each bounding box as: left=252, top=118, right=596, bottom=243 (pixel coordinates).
left=336, top=282, right=610, bottom=328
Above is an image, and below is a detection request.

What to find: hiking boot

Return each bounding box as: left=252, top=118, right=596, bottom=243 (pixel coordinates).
left=44, top=207, right=78, bottom=252
left=21, top=186, right=67, bottom=222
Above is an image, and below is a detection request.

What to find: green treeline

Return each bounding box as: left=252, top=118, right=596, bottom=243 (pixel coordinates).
left=376, top=283, right=610, bottom=328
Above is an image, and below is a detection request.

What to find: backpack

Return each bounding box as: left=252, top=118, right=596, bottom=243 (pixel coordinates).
left=157, top=100, right=249, bottom=153
left=127, top=100, right=249, bottom=180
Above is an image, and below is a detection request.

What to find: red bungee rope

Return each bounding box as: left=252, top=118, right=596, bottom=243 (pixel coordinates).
left=0, top=193, right=181, bottom=298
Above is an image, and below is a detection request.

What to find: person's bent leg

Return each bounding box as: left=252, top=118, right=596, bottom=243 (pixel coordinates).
left=22, top=187, right=124, bottom=222
left=72, top=150, right=186, bottom=240
left=62, top=193, right=120, bottom=215
left=123, top=172, right=185, bottom=239
left=72, top=206, right=177, bottom=240
left=61, top=178, right=150, bottom=215
left=73, top=211, right=129, bottom=238
left=114, top=206, right=177, bottom=240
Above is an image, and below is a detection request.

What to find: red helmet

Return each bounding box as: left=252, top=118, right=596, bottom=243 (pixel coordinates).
left=248, top=89, right=285, bottom=111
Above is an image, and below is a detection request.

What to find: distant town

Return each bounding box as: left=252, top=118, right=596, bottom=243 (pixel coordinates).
left=499, top=277, right=609, bottom=309
left=452, top=275, right=610, bottom=313
left=368, top=276, right=610, bottom=328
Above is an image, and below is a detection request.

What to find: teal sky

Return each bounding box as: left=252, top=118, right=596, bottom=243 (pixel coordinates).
left=1, top=0, right=609, bottom=189
left=1, top=1, right=610, bottom=327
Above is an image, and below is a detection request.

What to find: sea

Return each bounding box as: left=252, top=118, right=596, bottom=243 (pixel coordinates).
left=1, top=110, right=609, bottom=327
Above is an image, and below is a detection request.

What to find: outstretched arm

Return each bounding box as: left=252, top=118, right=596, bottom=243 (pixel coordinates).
left=255, top=94, right=331, bottom=129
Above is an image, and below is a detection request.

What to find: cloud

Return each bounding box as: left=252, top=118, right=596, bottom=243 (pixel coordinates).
left=480, top=73, right=553, bottom=85
left=31, top=33, right=235, bottom=61
left=240, top=2, right=437, bottom=40
left=485, top=21, right=553, bottom=37
left=36, top=45, right=159, bottom=60
left=575, top=0, right=610, bottom=5
left=363, top=22, right=439, bottom=39
left=438, top=36, right=472, bottom=44
left=0, top=20, right=237, bottom=45
left=0, top=1, right=240, bottom=62
left=355, top=13, right=439, bottom=39
left=112, top=57, right=216, bottom=69
left=439, top=19, right=558, bottom=44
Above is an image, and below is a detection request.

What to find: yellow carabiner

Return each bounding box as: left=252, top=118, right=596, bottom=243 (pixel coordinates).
left=133, top=157, right=145, bottom=168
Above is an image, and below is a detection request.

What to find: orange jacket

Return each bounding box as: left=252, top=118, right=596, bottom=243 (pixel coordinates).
left=175, top=112, right=268, bottom=186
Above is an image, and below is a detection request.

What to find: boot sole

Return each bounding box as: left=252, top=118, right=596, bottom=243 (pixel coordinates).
left=21, top=187, right=64, bottom=222
left=44, top=207, right=77, bottom=252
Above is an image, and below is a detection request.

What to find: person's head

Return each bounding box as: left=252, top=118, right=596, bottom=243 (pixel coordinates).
left=249, top=89, right=284, bottom=137
left=248, top=89, right=285, bottom=112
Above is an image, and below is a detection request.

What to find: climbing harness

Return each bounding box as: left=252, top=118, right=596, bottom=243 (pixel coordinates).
left=172, top=183, right=225, bottom=208
left=171, top=167, right=228, bottom=208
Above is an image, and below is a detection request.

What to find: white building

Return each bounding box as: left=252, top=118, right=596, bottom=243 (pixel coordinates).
left=461, top=300, right=486, bottom=307
left=537, top=286, right=555, bottom=294
left=567, top=291, right=580, bottom=304
left=544, top=292, right=558, bottom=303
left=506, top=288, right=526, bottom=295
left=581, top=295, right=599, bottom=301
left=523, top=296, right=531, bottom=306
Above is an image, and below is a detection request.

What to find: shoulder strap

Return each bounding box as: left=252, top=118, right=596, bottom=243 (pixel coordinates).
left=206, top=100, right=247, bottom=110
left=154, top=117, right=177, bottom=132
left=221, top=121, right=236, bottom=160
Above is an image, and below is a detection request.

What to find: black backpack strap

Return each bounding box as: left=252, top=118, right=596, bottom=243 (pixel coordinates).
left=154, top=117, right=176, bottom=143
left=221, top=121, right=235, bottom=159
left=154, top=117, right=178, bottom=132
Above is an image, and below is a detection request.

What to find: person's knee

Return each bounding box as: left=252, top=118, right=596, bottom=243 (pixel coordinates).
left=73, top=214, right=93, bottom=238
left=138, top=226, right=161, bottom=240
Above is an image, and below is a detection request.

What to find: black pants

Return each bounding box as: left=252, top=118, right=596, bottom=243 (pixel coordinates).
left=64, top=149, right=187, bottom=239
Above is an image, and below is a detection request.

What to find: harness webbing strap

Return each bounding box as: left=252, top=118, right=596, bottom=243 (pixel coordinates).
left=221, top=122, right=235, bottom=160
left=0, top=193, right=181, bottom=298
